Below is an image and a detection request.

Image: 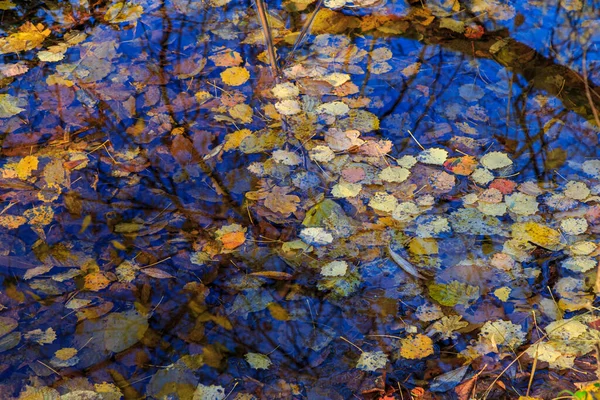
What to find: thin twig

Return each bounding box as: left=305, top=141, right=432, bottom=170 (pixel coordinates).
left=284, top=0, right=324, bottom=68
left=253, top=0, right=280, bottom=78
left=582, top=48, right=600, bottom=129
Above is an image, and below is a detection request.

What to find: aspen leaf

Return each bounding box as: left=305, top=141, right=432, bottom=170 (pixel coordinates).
left=399, top=334, right=434, bottom=359
left=316, top=101, right=349, bottom=116
left=271, top=82, right=299, bottom=99
left=275, top=99, right=302, bottom=115
left=245, top=352, right=272, bottom=369
left=331, top=180, right=362, bottom=198
left=480, top=151, right=513, bottom=170
left=0, top=94, right=24, bottom=118
left=471, top=167, right=494, bottom=185
left=560, top=217, right=588, bottom=235
left=16, top=155, right=38, bottom=180
left=84, top=272, right=111, bottom=291
left=54, top=347, right=78, bottom=360
left=356, top=351, right=388, bottom=371
left=300, top=227, right=333, bottom=245
left=221, top=66, right=250, bottom=86
left=379, top=166, right=410, bottom=183
left=104, top=2, right=144, bottom=23
left=321, top=260, right=348, bottom=276
left=494, top=287, right=511, bottom=301
left=564, top=181, right=590, bottom=200
left=369, top=192, right=398, bottom=213
left=417, top=148, right=448, bottom=165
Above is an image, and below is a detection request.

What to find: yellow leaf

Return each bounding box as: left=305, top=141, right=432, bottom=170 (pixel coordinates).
left=267, top=303, right=290, bottom=320
left=223, top=129, right=253, bottom=151
left=16, top=155, right=38, bottom=180
left=494, top=287, right=511, bottom=302
left=0, top=215, right=27, bottom=229
left=0, top=22, right=51, bottom=54
left=83, top=272, right=111, bottom=291
left=24, top=205, right=54, bottom=226
left=0, top=93, right=24, bottom=118
left=54, top=347, right=78, bottom=360
left=512, top=222, right=563, bottom=251
left=399, top=334, right=434, bottom=359
left=408, top=238, right=438, bottom=255
left=228, top=103, right=253, bottom=123
left=105, top=2, right=144, bottom=23
left=221, top=66, right=250, bottom=86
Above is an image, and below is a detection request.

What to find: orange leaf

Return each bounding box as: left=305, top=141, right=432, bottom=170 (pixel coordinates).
left=221, top=231, right=246, bottom=250
left=83, top=272, right=111, bottom=291
left=443, top=156, right=478, bottom=176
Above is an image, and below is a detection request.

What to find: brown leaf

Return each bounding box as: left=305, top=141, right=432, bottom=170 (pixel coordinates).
left=263, top=186, right=300, bottom=215
left=249, top=271, right=293, bottom=280
left=140, top=268, right=174, bottom=279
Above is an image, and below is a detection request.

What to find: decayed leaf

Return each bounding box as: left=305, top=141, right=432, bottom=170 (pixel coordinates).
left=429, top=281, right=480, bottom=306
left=300, top=227, right=333, bottom=245
left=388, top=246, right=422, bottom=279
left=321, top=260, right=348, bottom=276
left=245, top=352, right=272, bottom=369
left=356, top=351, right=388, bottom=371
left=0, top=94, right=24, bottom=118
left=192, top=383, right=226, bottom=400
left=428, top=315, right=469, bottom=339
left=103, top=310, right=149, bottom=352
left=369, top=192, right=397, bottom=213
left=264, top=186, right=300, bottom=215
left=560, top=217, right=588, bottom=235
left=104, top=2, right=144, bottom=23
left=417, top=148, right=448, bottom=165
left=399, top=334, right=434, bottom=359
left=140, top=267, right=174, bottom=279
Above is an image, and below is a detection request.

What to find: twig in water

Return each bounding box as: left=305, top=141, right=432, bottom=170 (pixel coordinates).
left=253, top=0, right=279, bottom=78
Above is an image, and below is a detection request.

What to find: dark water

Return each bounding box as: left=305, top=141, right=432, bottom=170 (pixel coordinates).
left=0, top=0, right=599, bottom=399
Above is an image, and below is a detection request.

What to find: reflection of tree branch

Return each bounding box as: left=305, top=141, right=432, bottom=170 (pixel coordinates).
left=355, top=11, right=600, bottom=126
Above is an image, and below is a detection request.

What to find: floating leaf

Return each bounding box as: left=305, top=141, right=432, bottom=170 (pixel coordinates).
left=104, top=2, right=144, bottom=23
left=560, top=217, right=588, bottom=235
left=103, top=310, right=149, bottom=353
left=417, top=148, right=448, bottom=165
left=140, top=268, right=174, bottom=279
left=321, top=260, right=348, bottom=277
left=399, top=334, right=434, bottom=359
left=221, top=66, right=250, bottom=86
left=192, top=384, right=225, bottom=400
left=429, top=281, right=480, bottom=306
left=356, top=351, right=388, bottom=371
left=0, top=94, right=24, bottom=118
left=480, top=151, right=513, bottom=170
left=245, top=352, right=272, bottom=369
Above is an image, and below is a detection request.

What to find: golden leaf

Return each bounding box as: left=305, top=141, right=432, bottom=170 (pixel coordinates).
left=399, top=334, right=434, bottom=359
left=221, top=66, right=250, bottom=86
